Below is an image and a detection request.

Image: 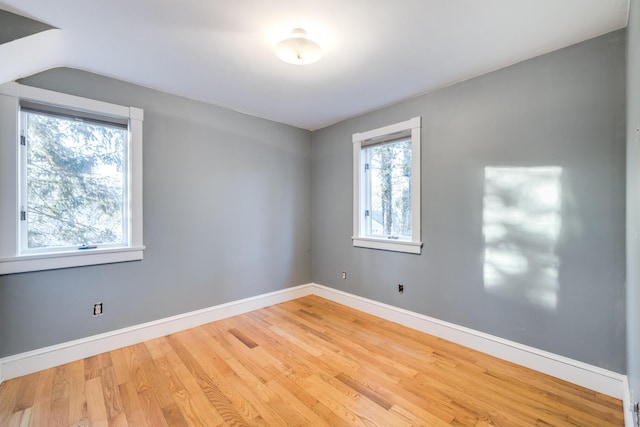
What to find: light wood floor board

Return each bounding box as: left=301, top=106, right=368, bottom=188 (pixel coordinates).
left=0, top=295, right=624, bottom=426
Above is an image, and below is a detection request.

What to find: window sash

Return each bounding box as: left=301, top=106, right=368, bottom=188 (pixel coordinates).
left=361, top=139, right=413, bottom=241
left=19, top=108, right=131, bottom=254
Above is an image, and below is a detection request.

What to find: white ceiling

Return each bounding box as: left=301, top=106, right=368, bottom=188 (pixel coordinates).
left=0, top=0, right=630, bottom=130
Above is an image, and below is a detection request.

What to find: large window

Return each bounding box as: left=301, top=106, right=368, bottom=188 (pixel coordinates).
left=352, top=117, right=422, bottom=254
left=21, top=103, right=129, bottom=252
left=0, top=82, right=144, bottom=274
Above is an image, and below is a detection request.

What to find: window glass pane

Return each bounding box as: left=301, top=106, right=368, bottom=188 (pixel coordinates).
left=364, top=138, right=412, bottom=239
left=23, top=110, right=127, bottom=250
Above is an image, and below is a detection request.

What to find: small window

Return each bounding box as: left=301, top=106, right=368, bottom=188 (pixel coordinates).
left=352, top=117, right=422, bottom=254
left=0, top=82, right=144, bottom=274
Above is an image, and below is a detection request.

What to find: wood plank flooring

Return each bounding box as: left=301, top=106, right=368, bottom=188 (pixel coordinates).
left=0, top=295, right=624, bottom=426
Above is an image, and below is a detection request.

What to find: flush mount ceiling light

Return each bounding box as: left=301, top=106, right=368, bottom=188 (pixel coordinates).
left=276, top=28, right=322, bottom=65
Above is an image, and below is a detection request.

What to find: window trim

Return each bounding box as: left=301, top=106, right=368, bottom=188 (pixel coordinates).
left=352, top=116, right=422, bottom=254
left=0, top=82, right=144, bottom=275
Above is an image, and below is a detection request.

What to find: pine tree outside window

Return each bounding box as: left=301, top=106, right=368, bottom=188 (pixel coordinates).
left=21, top=104, right=129, bottom=253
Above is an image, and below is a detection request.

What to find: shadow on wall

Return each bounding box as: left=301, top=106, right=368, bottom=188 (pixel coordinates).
left=482, top=166, right=562, bottom=312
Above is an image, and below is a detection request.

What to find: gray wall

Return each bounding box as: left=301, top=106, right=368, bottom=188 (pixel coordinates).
left=0, top=68, right=312, bottom=357
left=0, top=9, right=54, bottom=44
left=312, top=30, right=626, bottom=372
left=627, top=0, right=640, bottom=413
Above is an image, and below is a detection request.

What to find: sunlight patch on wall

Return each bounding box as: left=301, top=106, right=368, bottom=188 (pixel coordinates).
left=483, top=167, right=562, bottom=311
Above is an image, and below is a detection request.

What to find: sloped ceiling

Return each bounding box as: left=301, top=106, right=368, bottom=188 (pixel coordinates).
left=0, top=1, right=630, bottom=130
left=0, top=9, right=53, bottom=43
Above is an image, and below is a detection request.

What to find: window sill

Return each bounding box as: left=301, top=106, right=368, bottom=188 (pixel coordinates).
left=0, top=246, right=145, bottom=275
left=352, top=237, right=422, bottom=254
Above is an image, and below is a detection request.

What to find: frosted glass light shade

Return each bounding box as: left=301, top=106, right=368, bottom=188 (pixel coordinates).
left=276, top=28, right=322, bottom=65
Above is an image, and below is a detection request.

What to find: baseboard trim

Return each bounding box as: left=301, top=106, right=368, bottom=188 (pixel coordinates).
left=0, top=282, right=628, bottom=406
left=623, top=376, right=635, bottom=427
left=0, top=284, right=314, bottom=383
left=311, top=283, right=627, bottom=400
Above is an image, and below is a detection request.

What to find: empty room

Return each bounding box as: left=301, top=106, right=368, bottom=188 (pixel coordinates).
left=1, top=0, right=639, bottom=425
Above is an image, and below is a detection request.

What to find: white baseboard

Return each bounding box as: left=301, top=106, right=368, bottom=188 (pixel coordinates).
left=0, top=284, right=314, bottom=382
left=311, top=283, right=628, bottom=400
left=0, top=282, right=629, bottom=411
left=622, top=376, right=635, bottom=427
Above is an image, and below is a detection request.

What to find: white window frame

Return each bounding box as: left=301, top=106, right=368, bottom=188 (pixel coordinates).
left=0, top=82, right=144, bottom=274
left=352, top=116, right=422, bottom=254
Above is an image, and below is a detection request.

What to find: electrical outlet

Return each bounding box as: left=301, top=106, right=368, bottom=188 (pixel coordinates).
left=342, top=272, right=347, bottom=280
left=93, top=302, right=103, bottom=316
left=398, top=284, right=404, bottom=294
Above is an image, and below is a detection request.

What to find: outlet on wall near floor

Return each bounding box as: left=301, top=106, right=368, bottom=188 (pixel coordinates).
left=398, top=284, right=404, bottom=294
left=342, top=272, right=347, bottom=281
left=93, top=302, right=103, bottom=316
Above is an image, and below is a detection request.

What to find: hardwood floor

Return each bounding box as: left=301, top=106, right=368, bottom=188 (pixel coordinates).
left=0, top=295, right=624, bottom=426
